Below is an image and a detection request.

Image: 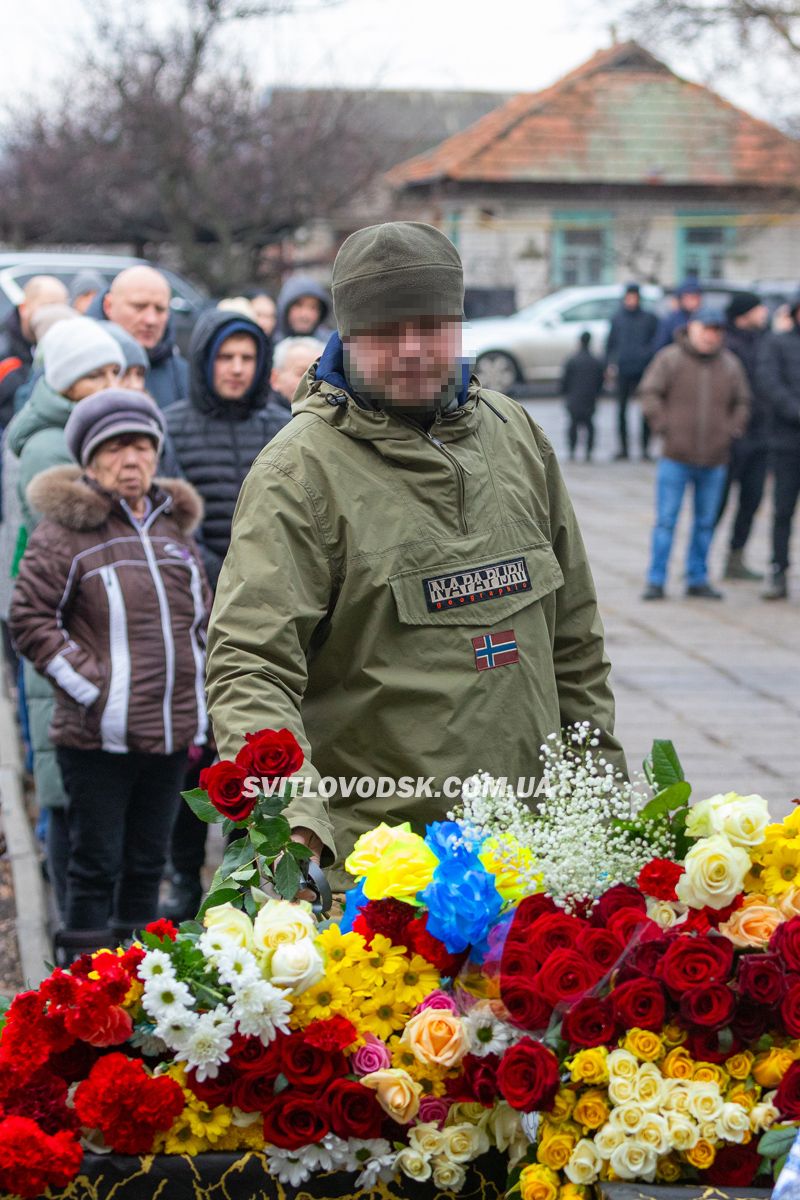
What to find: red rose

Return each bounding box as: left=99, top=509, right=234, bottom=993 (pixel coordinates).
left=561, top=996, right=616, bottom=1048
left=770, top=916, right=800, bottom=971
left=737, top=953, right=785, bottom=1006
left=591, top=883, right=646, bottom=926
left=235, top=728, right=304, bottom=780
left=232, top=1073, right=279, bottom=1113
left=679, top=983, right=736, bottom=1030
left=605, top=906, right=657, bottom=946
left=497, top=1037, right=560, bottom=1112
left=526, top=913, right=585, bottom=963
left=616, top=932, right=669, bottom=983
left=575, top=927, right=624, bottom=973
left=263, top=1092, right=330, bottom=1149
left=781, top=981, right=800, bottom=1037
left=228, top=1033, right=283, bottom=1078
left=657, top=935, right=733, bottom=996
left=533, top=948, right=601, bottom=1007
left=451, top=1054, right=501, bottom=1107
left=500, top=982, right=552, bottom=1032
left=637, top=858, right=684, bottom=901
left=500, top=937, right=537, bottom=982
left=685, top=1026, right=739, bottom=1065
left=508, top=894, right=558, bottom=934
left=324, top=1079, right=384, bottom=1139
left=186, top=1063, right=236, bottom=1106
left=704, top=1142, right=762, bottom=1187
left=776, top=1060, right=800, bottom=1120
left=280, top=1031, right=347, bottom=1088
left=611, top=978, right=667, bottom=1031
left=731, top=999, right=769, bottom=1043
left=198, top=760, right=255, bottom=822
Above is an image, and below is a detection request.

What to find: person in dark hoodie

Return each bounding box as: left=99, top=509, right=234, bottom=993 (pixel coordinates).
left=159, top=309, right=285, bottom=920
left=652, top=280, right=703, bottom=355
left=604, top=283, right=658, bottom=460
left=0, top=276, right=68, bottom=429
left=274, top=274, right=333, bottom=343
left=560, top=331, right=604, bottom=462
left=88, top=266, right=189, bottom=408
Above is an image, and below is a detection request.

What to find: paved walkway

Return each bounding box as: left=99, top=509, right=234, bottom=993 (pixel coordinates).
left=522, top=396, right=799, bottom=814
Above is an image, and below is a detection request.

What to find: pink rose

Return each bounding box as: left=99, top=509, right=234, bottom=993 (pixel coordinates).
left=351, top=1034, right=391, bottom=1076
left=414, top=990, right=459, bottom=1015
left=418, top=1096, right=452, bottom=1127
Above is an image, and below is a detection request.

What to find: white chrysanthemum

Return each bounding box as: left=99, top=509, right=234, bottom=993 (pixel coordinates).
left=264, top=1148, right=313, bottom=1187
left=463, top=1004, right=514, bottom=1058
left=230, top=977, right=292, bottom=1040
left=313, top=1134, right=355, bottom=1171
left=137, top=948, right=177, bottom=983
left=178, top=1005, right=236, bottom=1081
left=142, top=976, right=195, bottom=1024
left=351, top=1139, right=397, bottom=1189
left=214, top=945, right=261, bottom=988
left=154, top=1010, right=200, bottom=1051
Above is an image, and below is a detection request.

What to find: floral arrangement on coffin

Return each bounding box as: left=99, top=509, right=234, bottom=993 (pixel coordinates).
left=1, top=723, right=800, bottom=1199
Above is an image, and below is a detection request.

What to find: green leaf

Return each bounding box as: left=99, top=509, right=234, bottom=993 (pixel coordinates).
left=178, top=920, right=204, bottom=938
left=251, top=816, right=292, bottom=857
left=640, top=781, right=692, bottom=821
left=243, top=892, right=257, bottom=919
left=285, top=840, right=312, bottom=862
left=181, top=787, right=224, bottom=824
left=219, top=836, right=254, bottom=878
left=230, top=866, right=260, bottom=884
left=671, top=808, right=693, bottom=860
left=197, top=887, right=242, bottom=919
left=649, top=740, right=685, bottom=789
left=251, top=886, right=269, bottom=906
left=759, top=1125, right=799, bottom=1159
left=774, top=1152, right=788, bottom=1180
left=257, top=793, right=287, bottom=818
left=273, top=853, right=302, bottom=900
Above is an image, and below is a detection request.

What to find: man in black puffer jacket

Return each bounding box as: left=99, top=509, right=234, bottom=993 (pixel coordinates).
left=757, top=293, right=800, bottom=600
left=160, top=309, right=288, bottom=918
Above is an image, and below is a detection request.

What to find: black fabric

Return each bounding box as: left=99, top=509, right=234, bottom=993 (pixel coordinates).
left=716, top=441, right=769, bottom=551
left=560, top=347, right=604, bottom=419
left=616, top=369, right=651, bottom=457
left=169, top=744, right=216, bottom=876
left=0, top=308, right=33, bottom=429
left=162, top=309, right=287, bottom=587
left=725, top=324, right=768, bottom=444
left=567, top=414, right=595, bottom=459
left=57, top=746, right=187, bottom=933
left=605, top=305, right=658, bottom=376
left=47, top=806, right=70, bottom=918
left=756, top=325, right=800, bottom=454
left=771, top=450, right=800, bottom=572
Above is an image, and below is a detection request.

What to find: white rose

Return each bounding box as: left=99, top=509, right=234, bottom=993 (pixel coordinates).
left=203, top=902, right=254, bottom=949
left=432, top=1158, right=467, bottom=1191
left=666, top=1112, right=699, bottom=1151
left=664, top=1083, right=691, bottom=1115
left=409, top=1123, right=445, bottom=1157
left=607, top=1049, right=639, bottom=1080
left=488, top=1102, right=522, bottom=1153
left=565, top=1138, right=601, bottom=1185
left=609, top=1076, right=635, bottom=1105
left=634, top=1062, right=667, bottom=1110
left=253, top=898, right=316, bottom=952
left=646, top=898, right=688, bottom=930
left=685, top=796, right=717, bottom=839
left=715, top=1101, right=751, bottom=1143
left=637, top=1113, right=670, bottom=1155
left=751, top=1098, right=780, bottom=1132
left=675, top=834, right=750, bottom=910
left=395, top=1148, right=432, bottom=1182
left=441, top=1122, right=487, bottom=1163
left=609, top=1101, right=645, bottom=1135
left=709, top=792, right=770, bottom=848
left=267, top=937, right=324, bottom=992
left=609, top=1139, right=658, bottom=1182
left=687, top=1083, right=724, bottom=1123
left=594, top=1124, right=626, bottom=1159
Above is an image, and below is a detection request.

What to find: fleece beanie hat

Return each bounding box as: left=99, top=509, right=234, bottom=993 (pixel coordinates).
left=65, top=388, right=165, bottom=466
left=41, top=317, right=124, bottom=395
left=331, top=222, right=464, bottom=336
left=726, top=291, right=762, bottom=323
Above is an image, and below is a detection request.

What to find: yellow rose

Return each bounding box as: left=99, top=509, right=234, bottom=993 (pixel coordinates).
left=685, top=1138, right=716, bottom=1169
left=753, top=1047, right=795, bottom=1087
left=345, top=822, right=406, bottom=877
left=359, top=828, right=440, bottom=901
left=665, top=1112, right=699, bottom=1151
left=607, top=1049, right=639, bottom=1080
left=537, top=1128, right=577, bottom=1171
left=716, top=1100, right=750, bottom=1143
left=252, top=898, right=315, bottom=952
left=400, top=1007, right=468, bottom=1068
left=719, top=894, right=783, bottom=948
left=594, top=1125, right=625, bottom=1157
left=622, top=1028, right=664, bottom=1062
left=662, top=1048, right=694, bottom=1080
left=360, top=1068, right=421, bottom=1124
left=609, top=1101, right=645, bottom=1135
left=549, top=1087, right=578, bottom=1124
left=558, top=1187, right=589, bottom=1200
left=751, top=1096, right=780, bottom=1131
left=203, top=902, right=254, bottom=949
left=519, top=1163, right=560, bottom=1200
left=662, top=1023, right=688, bottom=1048
left=573, top=1089, right=610, bottom=1131
left=638, top=1113, right=670, bottom=1155
left=693, top=1062, right=728, bottom=1089
left=725, top=1051, right=755, bottom=1081
left=408, top=1122, right=445, bottom=1157
left=727, top=1083, right=757, bottom=1111
left=568, top=1047, right=609, bottom=1085
left=675, top=834, right=750, bottom=910
left=608, top=1076, right=635, bottom=1105
left=609, top=1140, right=658, bottom=1181
left=687, top=1083, right=724, bottom=1123
left=655, top=1155, right=682, bottom=1183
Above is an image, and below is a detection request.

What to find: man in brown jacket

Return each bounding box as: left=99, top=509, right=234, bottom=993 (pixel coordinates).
left=639, top=307, right=750, bottom=600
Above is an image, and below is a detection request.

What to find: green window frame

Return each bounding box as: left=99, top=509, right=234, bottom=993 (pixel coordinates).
left=676, top=211, right=738, bottom=281
left=551, top=211, right=614, bottom=287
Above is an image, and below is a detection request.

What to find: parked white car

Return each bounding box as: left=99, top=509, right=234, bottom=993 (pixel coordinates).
left=463, top=284, right=664, bottom=391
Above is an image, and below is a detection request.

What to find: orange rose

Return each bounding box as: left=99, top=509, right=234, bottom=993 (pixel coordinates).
left=400, top=1007, right=468, bottom=1068
left=777, top=888, right=800, bottom=919
left=719, top=893, right=784, bottom=948
left=360, top=1068, right=422, bottom=1123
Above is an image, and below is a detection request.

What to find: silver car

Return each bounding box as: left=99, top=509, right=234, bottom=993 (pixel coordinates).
left=463, top=284, right=664, bottom=391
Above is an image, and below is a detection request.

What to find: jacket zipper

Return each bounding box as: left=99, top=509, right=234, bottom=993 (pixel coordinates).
left=697, top=362, right=710, bottom=464
left=427, top=432, right=470, bottom=535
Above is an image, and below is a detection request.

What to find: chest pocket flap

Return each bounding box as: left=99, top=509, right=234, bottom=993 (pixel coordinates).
left=389, top=542, right=564, bottom=627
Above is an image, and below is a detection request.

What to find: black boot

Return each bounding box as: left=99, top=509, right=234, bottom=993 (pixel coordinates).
left=159, top=872, right=203, bottom=923
left=724, top=549, right=763, bottom=581
left=762, top=569, right=788, bottom=601
left=53, top=927, right=113, bottom=967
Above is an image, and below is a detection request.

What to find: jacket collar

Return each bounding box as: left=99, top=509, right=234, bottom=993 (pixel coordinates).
left=25, top=465, right=203, bottom=534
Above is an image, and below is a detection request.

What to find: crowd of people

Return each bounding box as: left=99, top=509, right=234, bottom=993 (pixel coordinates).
left=0, top=239, right=797, bottom=956
left=559, top=281, right=800, bottom=602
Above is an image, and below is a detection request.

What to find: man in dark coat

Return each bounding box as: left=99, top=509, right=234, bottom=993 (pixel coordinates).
left=652, top=280, right=703, bottom=354
left=160, top=309, right=287, bottom=918
left=717, top=292, right=770, bottom=581
left=604, top=283, right=658, bottom=461
left=274, top=274, right=333, bottom=343
left=0, top=276, right=68, bottom=429
left=560, top=331, right=604, bottom=462
left=756, top=292, right=800, bottom=600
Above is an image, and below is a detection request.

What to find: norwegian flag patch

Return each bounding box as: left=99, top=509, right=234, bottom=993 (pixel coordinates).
left=472, top=629, right=519, bottom=671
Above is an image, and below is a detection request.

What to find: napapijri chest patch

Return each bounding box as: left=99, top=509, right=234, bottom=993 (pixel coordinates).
left=422, top=555, right=531, bottom=612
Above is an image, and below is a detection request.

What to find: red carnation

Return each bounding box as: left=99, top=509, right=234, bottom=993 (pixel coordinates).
left=611, top=978, right=668, bottom=1031
left=497, top=1037, right=560, bottom=1112
left=361, top=899, right=416, bottom=945
left=199, top=760, right=255, bottom=822
left=144, top=918, right=178, bottom=941
left=234, top=727, right=304, bottom=780
left=73, top=1054, right=184, bottom=1155
left=2, top=1068, right=79, bottom=1137
left=304, top=1015, right=358, bottom=1052
left=533, top=947, right=602, bottom=1007
left=637, top=858, right=684, bottom=901
left=0, top=1118, right=83, bottom=1200
left=561, top=996, right=616, bottom=1048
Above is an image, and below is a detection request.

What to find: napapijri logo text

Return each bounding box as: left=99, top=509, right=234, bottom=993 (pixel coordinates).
left=423, top=556, right=531, bottom=611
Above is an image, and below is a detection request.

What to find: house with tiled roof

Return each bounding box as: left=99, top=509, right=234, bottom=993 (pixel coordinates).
left=387, top=42, right=800, bottom=304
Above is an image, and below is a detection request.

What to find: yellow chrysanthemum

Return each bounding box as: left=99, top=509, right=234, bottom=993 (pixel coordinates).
left=393, top=955, right=441, bottom=1006
left=162, top=1116, right=206, bottom=1156
left=315, top=925, right=367, bottom=971
left=762, top=843, right=800, bottom=895
left=388, top=1037, right=451, bottom=1096
left=360, top=987, right=410, bottom=1040
left=184, top=1102, right=232, bottom=1143
left=290, top=977, right=354, bottom=1026
left=343, top=934, right=407, bottom=989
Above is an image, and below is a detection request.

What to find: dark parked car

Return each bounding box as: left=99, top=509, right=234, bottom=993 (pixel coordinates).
left=0, top=252, right=209, bottom=354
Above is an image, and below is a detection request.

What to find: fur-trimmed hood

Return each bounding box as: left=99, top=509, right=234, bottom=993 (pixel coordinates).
left=26, top=465, right=203, bottom=534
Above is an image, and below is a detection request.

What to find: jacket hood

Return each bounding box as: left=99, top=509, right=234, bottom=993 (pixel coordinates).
left=7, top=376, right=73, bottom=457
left=87, top=289, right=179, bottom=367
left=187, top=308, right=271, bottom=417
left=276, top=275, right=331, bottom=338
left=26, top=464, right=203, bottom=534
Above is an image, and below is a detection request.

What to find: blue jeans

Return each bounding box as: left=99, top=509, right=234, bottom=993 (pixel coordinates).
left=647, top=458, right=727, bottom=587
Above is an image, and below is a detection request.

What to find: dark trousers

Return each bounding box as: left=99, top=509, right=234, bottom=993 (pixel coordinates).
left=771, top=451, right=800, bottom=572
left=617, top=371, right=651, bottom=456
left=567, top=415, right=595, bottom=459
left=57, top=746, right=187, bottom=935
left=47, top=807, right=70, bottom=918
left=169, top=744, right=216, bottom=876
left=715, top=440, right=769, bottom=551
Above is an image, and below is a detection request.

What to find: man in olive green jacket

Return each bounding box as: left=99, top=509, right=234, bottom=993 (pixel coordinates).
left=206, top=222, right=626, bottom=885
